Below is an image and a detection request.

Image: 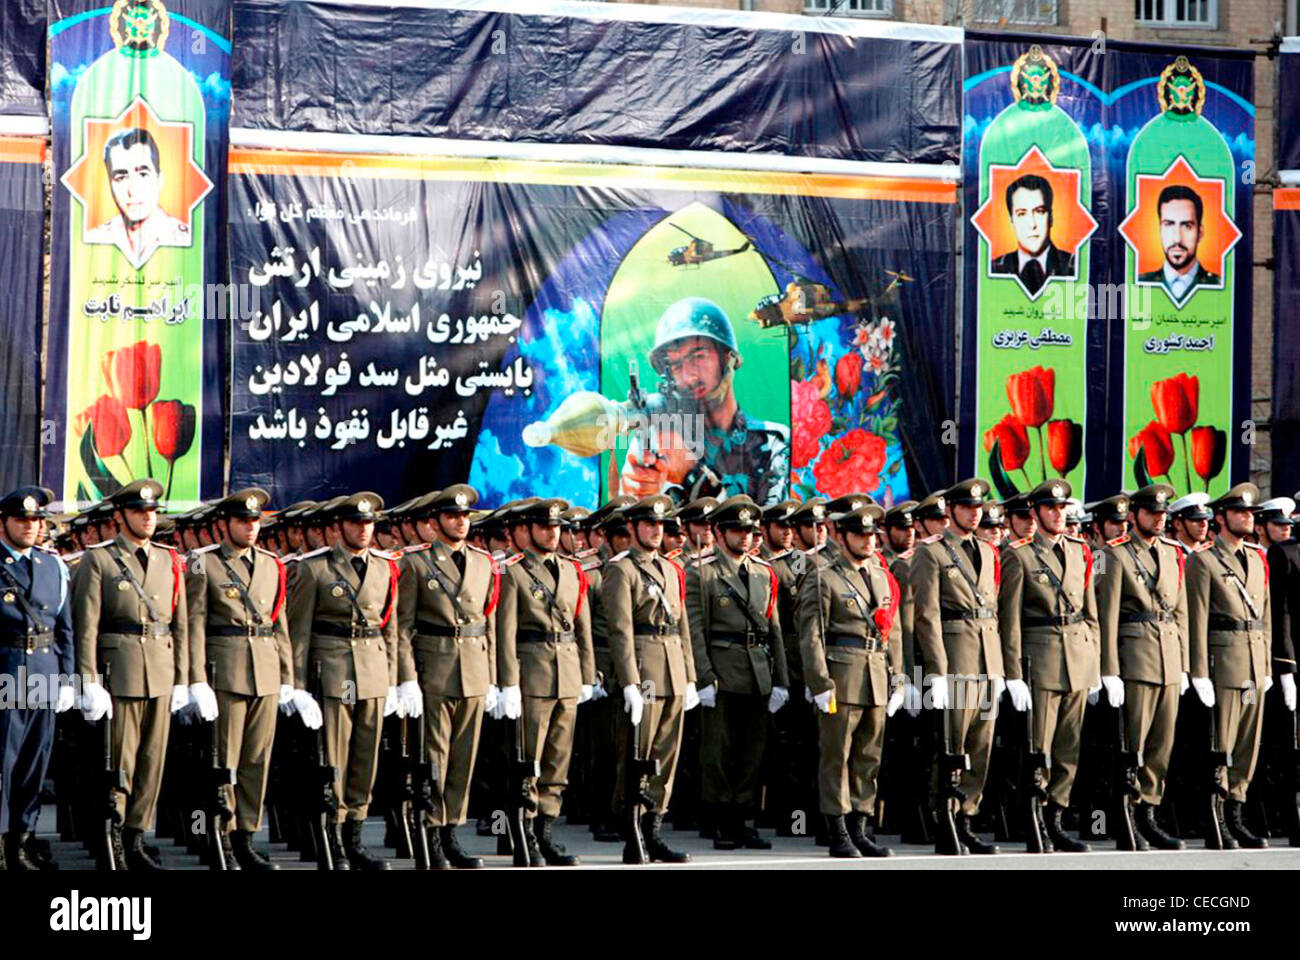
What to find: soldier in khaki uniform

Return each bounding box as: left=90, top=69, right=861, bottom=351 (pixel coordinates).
left=910, top=481, right=1004, bottom=854
left=797, top=500, right=904, bottom=858
left=1186, top=483, right=1272, bottom=848
left=1094, top=485, right=1189, bottom=850
left=686, top=496, right=788, bottom=850
left=72, top=479, right=190, bottom=870
left=494, top=498, right=595, bottom=866
left=185, top=489, right=313, bottom=870
left=976, top=502, right=1007, bottom=547
left=288, top=492, right=413, bottom=870
left=603, top=494, right=700, bottom=864
left=999, top=479, right=1100, bottom=853
left=396, top=484, right=500, bottom=869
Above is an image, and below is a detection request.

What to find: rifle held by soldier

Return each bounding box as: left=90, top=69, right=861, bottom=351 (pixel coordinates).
left=1021, top=656, right=1049, bottom=854
left=935, top=689, right=967, bottom=856
left=508, top=714, right=538, bottom=867
left=1114, top=698, right=1141, bottom=851
left=622, top=680, right=660, bottom=865
left=208, top=665, right=237, bottom=871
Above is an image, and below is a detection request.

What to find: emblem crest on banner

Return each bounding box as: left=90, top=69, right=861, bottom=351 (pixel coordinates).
left=1010, top=45, right=1059, bottom=108
left=1157, top=56, right=1206, bottom=117
left=110, top=0, right=170, bottom=54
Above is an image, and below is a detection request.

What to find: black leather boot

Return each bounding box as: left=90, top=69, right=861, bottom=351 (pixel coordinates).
left=846, top=813, right=891, bottom=858
left=1226, top=800, right=1267, bottom=849
left=1045, top=804, right=1090, bottom=853
left=218, top=831, right=241, bottom=870
left=327, top=823, right=352, bottom=869
left=955, top=813, right=1000, bottom=855
left=1135, top=803, right=1183, bottom=850
left=3, top=832, right=40, bottom=871
left=535, top=815, right=579, bottom=866
left=825, top=815, right=862, bottom=858
left=341, top=819, right=389, bottom=870
left=642, top=813, right=691, bottom=863
left=123, top=827, right=166, bottom=870
left=231, top=830, right=279, bottom=870
left=423, top=825, right=451, bottom=869
left=711, top=804, right=738, bottom=850
left=21, top=835, right=57, bottom=870
left=438, top=825, right=483, bottom=868
left=522, top=818, right=546, bottom=866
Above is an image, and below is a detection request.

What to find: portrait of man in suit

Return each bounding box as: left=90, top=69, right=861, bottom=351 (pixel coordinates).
left=990, top=173, right=1076, bottom=296
left=1137, top=184, right=1220, bottom=306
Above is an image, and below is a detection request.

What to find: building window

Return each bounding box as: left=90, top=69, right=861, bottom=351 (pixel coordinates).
left=804, top=0, right=895, bottom=17
left=961, top=0, right=1059, bottom=25
left=1135, top=0, right=1218, bottom=28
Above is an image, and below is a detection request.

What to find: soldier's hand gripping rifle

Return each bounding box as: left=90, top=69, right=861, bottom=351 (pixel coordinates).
left=1021, top=655, right=1049, bottom=853
left=1114, top=696, right=1141, bottom=851
left=101, top=663, right=127, bottom=871
left=1205, top=655, right=1231, bottom=850
left=308, top=663, right=339, bottom=870
left=508, top=713, right=539, bottom=867
left=935, top=686, right=968, bottom=856
left=208, top=663, right=236, bottom=871
left=406, top=712, right=435, bottom=870
left=623, top=680, right=660, bottom=865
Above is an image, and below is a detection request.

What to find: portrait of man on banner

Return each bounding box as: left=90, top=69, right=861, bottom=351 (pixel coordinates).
left=1137, top=184, right=1220, bottom=306
left=989, top=172, right=1077, bottom=295
left=84, top=126, right=192, bottom=269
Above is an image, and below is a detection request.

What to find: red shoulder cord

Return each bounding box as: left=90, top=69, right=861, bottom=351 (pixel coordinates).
left=1175, top=546, right=1186, bottom=584
left=1081, top=541, right=1094, bottom=588
left=990, top=543, right=1002, bottom=587
left=170, top=551, right=184, bottom=612
left=1261, top=551, right=1270, bottom=586
left=484, top=553, right=502, bottom=616
left=272, top=557, right=288, bottom=622
left=380, top=558, right=400, bottom=628
left=570, top=558, right=588, bottom=619
left=764, top=566, right=779, bottom=620
left=874, top=566, right=901, bottom=638
left=665, top=557, right=687, bottom=607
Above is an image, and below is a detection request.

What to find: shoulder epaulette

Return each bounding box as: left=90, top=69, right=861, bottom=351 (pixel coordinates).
left=35, top=544, right=58, bottom=555
left=254, top=545, right=279, bottom=559
left=296, top=546, right=331, bottom=561
left=1246, top=542, right=1267, bottom=553
left=808, top=543, right=826, bottom=554
left=1010, top=537, right=1032, bottom=548
left=1159, top=536, right=1182, bottom=548
left=467, top=543, right=493, bottom=558
left=766, top=549, right=791, bottom=562
left=88, top=541, right=113, bottom=550
left=920, top=534, right=941, bottom=544
left=502, top=553, right=524, bottom=567
left=193, top=543, right=220, bottom=555
left=751, top=555, right=772, bottom=568
left=699, top=555, right=717, bottom=566
left=663, top=549, right=683, bottom=561
left=1107, top=535, right=1129, bottom=547
left=402, top=542, right=432, bottom=555
left=369, top=547, right=399, bottom=561
left=580, top=557, right=602, bottom=572
left=152, top=542, right=179, bottom=553
left=900, top=547, right=915, bottom=560
left=1194, top=541, right=1212, bottom=552
left=64, top=550, right=84, bottom=563
left=1064, top=534, right=1088, bottom=545
left=608, top=550, right=629, bottom=563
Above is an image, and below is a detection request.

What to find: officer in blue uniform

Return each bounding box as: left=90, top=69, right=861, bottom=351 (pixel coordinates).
left=0, top=486, right=75, bottom=870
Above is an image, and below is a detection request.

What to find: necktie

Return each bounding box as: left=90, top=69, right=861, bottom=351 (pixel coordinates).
left=1021, top=258, right=1046, bottom=295
left=451, top=549, right=466, bottom=578
left=351, top=556, right=367, bottom=583
left=18, top=555, right=31, bottom=595
left=1053, top=542, right=1066, bottom=570
left=136, top=547, right=149, bottom=576
left=739, top=560, right=751, bottom=601
left=544, top=557, right=558, bottom=585
left=1235, top=548, right=1249, bottom=578
left=243, top=554, right=256, bottom=580
left=963, top=539, right=982, bottom=577
left=859, top=567, right=875, bottom=606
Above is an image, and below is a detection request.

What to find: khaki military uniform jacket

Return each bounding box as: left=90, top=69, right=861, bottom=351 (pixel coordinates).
left=796, top=550, right=903, bottom=707
left=685, top=549, right=787, bottom=696
left=72, top=535, right=188, bottom=698
left=999, top=532, right=1100, bottom=692
left=1187, top=537, right=1272, bottom=689
left=185, top=542, right=292, bottom=696
left=911, top=531, right=1003, bottom=680
left=1096, top=535, right=1188, bottom=685
left=884, top=547, right=917, bottom=674
left=396, top=541, right=499, bottom=697
left=601, top=547, right=695, bottom=696
left=288, top=544, right=400, bottom=700
left=496, top=550, right=595, bottom=699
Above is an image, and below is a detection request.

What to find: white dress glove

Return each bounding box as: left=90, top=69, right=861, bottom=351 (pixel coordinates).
left=502, top=685, right=522, bottom=720
left=80, top=681, right=113, bottom=722
left=170, top=684, right=192, bottom=714
left=684, top=682, right=700, bottom=712
left=189, top=682, right=219, bottom=722
left=578, top=684, right=593, bottom=705
left=886, top=684, right=906, bottom=718
left=1282, top=674, right=1297, bottom=712
left=292, top=690, right=323, bottom=730
left=398, top=680, right=423, bottom=718
left=622, top=684, right=644, bottom=726
left=1101, top=675, right=1125, bottom=708
left=813, top=689, right=835, bottom=714
left=929, top=674, right=950, bottom=711
left=279, top=684, right=296, bottom=715
left=383, top=686, right=400, bottom=717
left=1180, top=672, right=1190, bottom=696
left=804, top=685, right=813, bottom=703
left=768, top=685, right=789, bottom=714
left=486, top=684, right=501, bottom=717
left=697, top=683, right=718, bottom=709
left=591, top=681, right=608, bottom=701
left=1192, top=676, right=1215, bottom=708
left=55, top=685, right=76, bottom=714
left=903, top=680, right=922, bottom=717
left=1263, top=675, right=1274, bottom=695
left=1087, top=680, right=1103, bottom=706
left=1006, top=678, right=1031, bottom=713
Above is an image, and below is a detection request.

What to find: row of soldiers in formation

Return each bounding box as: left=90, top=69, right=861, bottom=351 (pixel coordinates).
left=0, top=470, right=1296, bottom=870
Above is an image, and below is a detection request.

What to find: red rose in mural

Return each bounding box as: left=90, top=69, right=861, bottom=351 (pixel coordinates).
left=791, top=378, right=832, bottom=470
left=1006, top=366, right=1054, bottom=428
left=1046, top=419, right=1083, bottom=475
left=812, top=428, right=887, bottom=499
left=1190, top=426, right=1226, bottom=487
left=982, top=414, right=1031, bottom=472
left=1128, top=420, right=1175, bottom=479
left=834, top=352, right=862, bottom=398
left=75, top=394, right=132, bottom=460
left=1151, top=373, right=1198, bottom=436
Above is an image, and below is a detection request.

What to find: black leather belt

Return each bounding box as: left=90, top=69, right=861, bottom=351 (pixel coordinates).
left=518, top=630, right=576, bottom=644
left=314, top=622, right=382, bottom=639
left=208, top=625, right=276, bottom=638
left=104, top=620, right=171, bottom=639
left=1209, top=615, right=1263, bottom=632
left=0, top=631, right=53, bottom=649
left=416, top=620, right=487, bottom=638
left=1120, top=611, right=1178, bottom=624
left=826, top=634, right=884, bottom=652
left=940, top=607, right=997, bottom=621
left=1022, top=612, right=1088, bottom=628
left=712, top=631, right=768, bottom=648
left=634, top=623, right=677, bottom=637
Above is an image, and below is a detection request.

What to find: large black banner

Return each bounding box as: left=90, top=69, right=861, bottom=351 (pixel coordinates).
left=0, top=0, right=44, bottom=117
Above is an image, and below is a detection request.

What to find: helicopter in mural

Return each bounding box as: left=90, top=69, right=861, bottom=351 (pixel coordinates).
left=665, top=222, right=753, bottom=266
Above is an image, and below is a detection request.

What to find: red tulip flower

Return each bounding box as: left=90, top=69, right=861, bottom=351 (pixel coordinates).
left=102, top=341, right=161, bottom=410
left=1190, top=426, right=1226, bottom=489
left=1128, top=420, right=1175, bottom=479
left=834, top=352, right=862, bottom=399
left=152, top=400, right=196, bottom=500
left=1151, top=373, right=1198, bottom=436
left=75, top=394, right=131, bottom=460
left=1046, top=419, right=1083, bottom=475
left=1006, top=366, right=1055, bottom=429
left=983, top=414, right=1031, bottom=475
